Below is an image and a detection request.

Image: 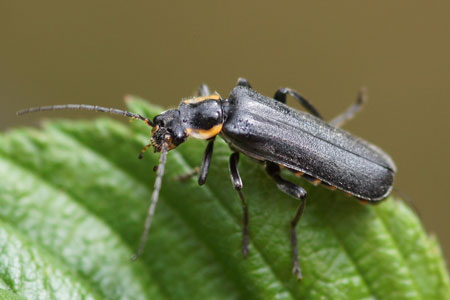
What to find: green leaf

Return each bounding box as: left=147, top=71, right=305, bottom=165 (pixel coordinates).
left=0, top=289, right=27, bottom=300
left=0, top=97, right=448, bottom=299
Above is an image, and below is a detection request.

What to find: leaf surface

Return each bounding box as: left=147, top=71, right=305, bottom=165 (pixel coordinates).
left=0, top=97, right=448, bottom=299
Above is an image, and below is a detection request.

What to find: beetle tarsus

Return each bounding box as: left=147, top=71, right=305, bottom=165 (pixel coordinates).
left=292, top=260, right=303, bottom=281
left=238, top=189, right=249, bottom=258
left=329, top=87, right=367, bottom=128
left=291, top=225, right=303, bottom=281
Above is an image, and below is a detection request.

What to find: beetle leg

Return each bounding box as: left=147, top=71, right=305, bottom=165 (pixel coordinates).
left=329, top=87, right=367, bottom=128
left=196, top=83, right=211, bottom=97
left=174, top=167, right=199, bottom=182
left=236, top=77, right=252, bottom=88
left=274, top=88, right=323, bottom=119
left=266, top=162, right=306, bottom=280
left=198, top=138, right=215, bottom=185
left=173, top=138, right=215, bottom=183
left=229, top=152, right=250, bottom=258
left=290, top=196, right=306, bottom=280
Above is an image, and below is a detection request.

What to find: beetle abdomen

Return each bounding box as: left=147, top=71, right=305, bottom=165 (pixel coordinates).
left=221, top=86, right=395, bottom=201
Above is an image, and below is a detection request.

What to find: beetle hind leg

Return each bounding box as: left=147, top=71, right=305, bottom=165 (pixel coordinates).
left=266, top=162, right=306, bottom=280
left=229, top=152, right=250, bottom=257
left=329, top=87, right=367, bottom=128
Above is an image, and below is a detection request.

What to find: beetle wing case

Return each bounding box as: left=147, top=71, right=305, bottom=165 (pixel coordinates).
left=221, top=86, right=395, bottom=201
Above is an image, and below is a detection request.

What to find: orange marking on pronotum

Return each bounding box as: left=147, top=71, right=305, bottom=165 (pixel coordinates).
left=183, top=94, right=221, bottom=104
left=186, top=124, right=223, bottom=140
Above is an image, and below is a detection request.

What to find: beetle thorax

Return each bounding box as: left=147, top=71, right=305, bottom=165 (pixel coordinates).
left=179, top=97, right=224, bottom=140
left=150, top=96, right=224, bottom=152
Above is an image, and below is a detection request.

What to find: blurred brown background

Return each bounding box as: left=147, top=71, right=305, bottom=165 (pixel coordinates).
left=1, top=1, right=449, bottom=263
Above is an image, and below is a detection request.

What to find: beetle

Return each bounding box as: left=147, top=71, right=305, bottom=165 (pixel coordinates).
left=17, top=78, right=396, bottom=279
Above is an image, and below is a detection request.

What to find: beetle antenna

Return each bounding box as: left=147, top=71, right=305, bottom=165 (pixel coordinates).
left=17, top=104, right=154, bottom=127
left=131, top=138, right=169, bottom=261
left=393, top=187, right=421, bottom=218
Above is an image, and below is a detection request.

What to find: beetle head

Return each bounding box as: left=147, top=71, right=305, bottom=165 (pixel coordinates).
left=151, top=109, right=188, bottom=152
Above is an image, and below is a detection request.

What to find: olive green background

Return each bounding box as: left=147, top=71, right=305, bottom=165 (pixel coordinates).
left=1, top=1, right=449, bottom=265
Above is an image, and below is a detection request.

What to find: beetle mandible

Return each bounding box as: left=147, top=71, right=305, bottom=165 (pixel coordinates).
left=17, top=77, right=396, bottom=280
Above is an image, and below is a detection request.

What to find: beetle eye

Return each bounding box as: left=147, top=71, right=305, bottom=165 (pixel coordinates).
left=153, top=116, right=164, bottom=127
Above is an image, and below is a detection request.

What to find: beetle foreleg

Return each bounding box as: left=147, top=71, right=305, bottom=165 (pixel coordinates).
left=198, top=139, right=215, bottom=185
left=229, top=152, right=250, bottom=258
left=173, top=139, right=215, bottom=183
left=266, top=162, right=306, bottom=280
left=273, top=88, right=323, bottom=119
left=329, top=87, right=367, bottom=128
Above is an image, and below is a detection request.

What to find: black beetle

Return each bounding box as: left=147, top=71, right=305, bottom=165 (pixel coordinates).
left=17, top=78, right=396, bottom=279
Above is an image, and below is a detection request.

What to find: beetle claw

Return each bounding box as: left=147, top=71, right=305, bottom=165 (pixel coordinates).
left=292, top=262, right=303, bottom=281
